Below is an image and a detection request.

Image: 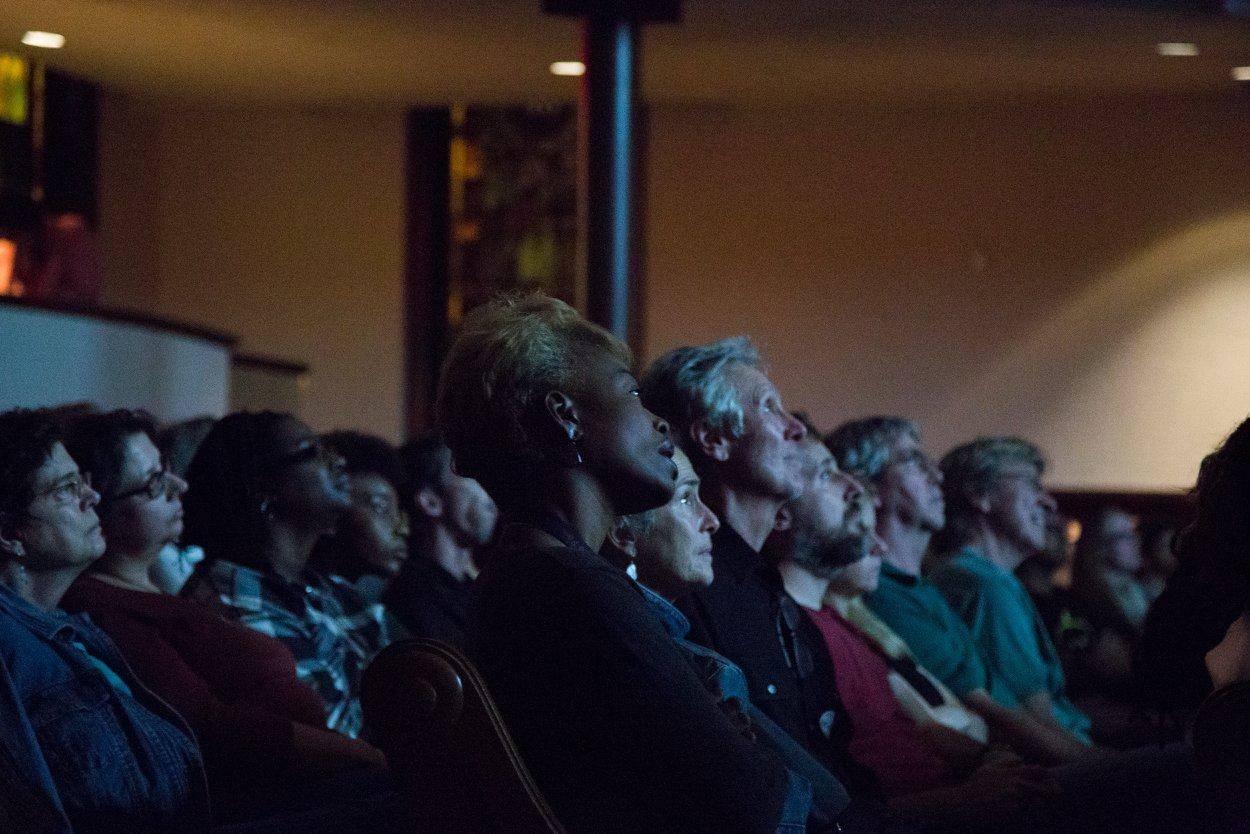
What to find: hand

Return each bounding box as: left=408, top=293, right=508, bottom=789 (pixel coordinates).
left=955, top=756, right=1060, bottom=827
left=1206, top=612, right=1250, bottom=689
left=718, top=697, right=758, bottom=743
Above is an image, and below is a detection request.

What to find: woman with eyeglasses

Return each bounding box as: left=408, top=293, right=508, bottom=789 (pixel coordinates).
left=178, top=412, right=394, bottom=739
left=0, top=407, right=209, bottom=832
left=59, top=410, right=388, bottom=826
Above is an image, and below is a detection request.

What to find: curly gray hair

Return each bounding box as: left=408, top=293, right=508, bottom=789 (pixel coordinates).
left=638, top=337, right=761, bottom=460
left=824, top=417, right=920, bottom=485
left=939, top=437, right=1045, bottom=547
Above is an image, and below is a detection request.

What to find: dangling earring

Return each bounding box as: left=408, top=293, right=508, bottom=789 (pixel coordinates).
left=259, top=498, right=274, bottom=520
left=567, top=427, right=583, bottom=466
left=0, top=561, right=27, bottom=594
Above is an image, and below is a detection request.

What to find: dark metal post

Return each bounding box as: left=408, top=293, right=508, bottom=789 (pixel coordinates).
left=545, top=0, right=679, bottom=341
left=584, top=14, right=637, bottom=340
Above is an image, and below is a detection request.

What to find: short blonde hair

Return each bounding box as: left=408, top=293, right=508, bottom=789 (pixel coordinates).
left=435, top=294, right=631, bottom=501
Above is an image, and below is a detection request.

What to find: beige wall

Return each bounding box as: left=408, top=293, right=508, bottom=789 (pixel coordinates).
left=94, top=89, right=1250, bottom=487
left=644, top=94, right=1250, bottom=491
left=97, top=93, right=407, bottom=441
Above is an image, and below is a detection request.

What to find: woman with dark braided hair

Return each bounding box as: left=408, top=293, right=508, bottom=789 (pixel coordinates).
left=1131, top=416, right=1250, bottom=829
left=1135, top=417, right=1250, bottom=714
left=181, top=412, right=390, bottom=740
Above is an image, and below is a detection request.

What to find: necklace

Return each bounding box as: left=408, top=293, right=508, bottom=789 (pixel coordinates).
left=86, top=570, right=160, bottom=594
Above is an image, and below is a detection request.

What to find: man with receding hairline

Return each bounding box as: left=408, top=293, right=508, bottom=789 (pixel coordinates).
left=641, top=339, right=871, bottom=798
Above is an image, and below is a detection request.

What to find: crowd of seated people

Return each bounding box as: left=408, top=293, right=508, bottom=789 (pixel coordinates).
left=2, top=290, right=1250, bottom=832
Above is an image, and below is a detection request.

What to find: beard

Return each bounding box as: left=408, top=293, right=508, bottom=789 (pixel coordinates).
left=790, top=524, right=873, bottom=578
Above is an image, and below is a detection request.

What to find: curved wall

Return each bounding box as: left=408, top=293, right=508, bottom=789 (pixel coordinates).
left=0, top=301, right=231, bottom=421
left=644, top=94, right=1250, bottom=491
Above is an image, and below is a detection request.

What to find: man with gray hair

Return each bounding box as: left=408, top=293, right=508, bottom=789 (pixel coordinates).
left=640, top=339, right=867, bottom=794
left=929, top=438, right=1092, bottom=743
left=828, top=419, right=1091, bottom=763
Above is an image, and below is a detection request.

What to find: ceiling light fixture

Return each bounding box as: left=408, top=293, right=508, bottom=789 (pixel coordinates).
left=1233, top=66, right=1250, bottom=82
left=550, top=61, right=586, bottom=77
left=1156, top=42, right=1198, bottom=57
left=22, top=31, right=65, bottom=49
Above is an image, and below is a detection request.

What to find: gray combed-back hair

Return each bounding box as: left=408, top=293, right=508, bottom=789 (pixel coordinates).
left=938, top=437, right=1045, bottom=547
left=824, top=417, right=920, bottom=485
left=639, top=337, right=761, bottom=459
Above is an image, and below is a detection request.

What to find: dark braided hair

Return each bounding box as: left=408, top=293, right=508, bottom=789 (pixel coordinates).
left=1176, top=415, right=1250, bottom=606
left=0, top=408, right=62, bottom=525
left=182, top=411, right=291, bottom=570
left=63, top=410, right=159, bottom=509
left=1133, top=415, right=1250, bottom=713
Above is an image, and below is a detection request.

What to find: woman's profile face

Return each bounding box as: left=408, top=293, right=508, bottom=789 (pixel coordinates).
left=100, top=432, right=186, bottom=561
left=262, top=417, right=351, bottom=533
left=571, top=351, right=677, bottom=517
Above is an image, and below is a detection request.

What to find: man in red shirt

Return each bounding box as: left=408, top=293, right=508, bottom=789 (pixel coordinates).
left=764, top=434, right=1059, bottom=830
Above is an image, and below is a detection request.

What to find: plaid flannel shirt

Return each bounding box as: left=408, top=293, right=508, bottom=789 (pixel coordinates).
left=186, top=560, right=392, bottom=738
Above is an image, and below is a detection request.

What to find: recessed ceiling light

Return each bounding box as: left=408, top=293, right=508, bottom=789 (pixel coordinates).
left=21, top=31, right=65, bottom=49
left=1233, top=66, right=1250, bottom=82
left=1156, top=42, right=1199, bottom=57
left=550, top=61, right=585, bottom=77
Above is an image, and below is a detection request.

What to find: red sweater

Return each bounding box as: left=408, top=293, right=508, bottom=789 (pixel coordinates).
left=804, top=605, right=957, bottom=797
left=61, top=575, right=329, bottom=819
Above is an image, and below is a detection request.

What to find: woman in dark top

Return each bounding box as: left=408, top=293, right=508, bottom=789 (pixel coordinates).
left=436, top=294, right=802, bottom=833
left=1136, top=416, right=1250, bottom=714
left=1152, top=415, right=1250, bottom=830
left=60, top=410, right=384, bottom=823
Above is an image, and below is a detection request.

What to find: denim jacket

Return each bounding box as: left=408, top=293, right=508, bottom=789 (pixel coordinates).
left=640, top=583, right=852, bottom=830
left=0, top=584, right=210, bottom=833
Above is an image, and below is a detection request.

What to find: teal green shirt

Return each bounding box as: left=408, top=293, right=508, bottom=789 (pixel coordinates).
left=929, top=548, right=1092, bottom=743
left=865, top=563, right=1014, bottom=705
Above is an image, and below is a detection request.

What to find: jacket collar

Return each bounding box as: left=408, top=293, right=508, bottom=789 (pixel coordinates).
left=636, top=582, right=691, bottom=640
left=0, top=583, right=80, bottom=642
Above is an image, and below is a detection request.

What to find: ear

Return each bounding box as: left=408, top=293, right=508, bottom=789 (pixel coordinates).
left=0, top=523, right=26, bottom=563
left=773, top=503, right=794, bottom=533
left=543, top=390, right=582, bottom=442
left=416, top=486, right=445, bottom=520
left=607, top=518, right=638, bottom=560
left=967, top=484, right=992, bottom=515
left=690, top=420, right=731, bottom=463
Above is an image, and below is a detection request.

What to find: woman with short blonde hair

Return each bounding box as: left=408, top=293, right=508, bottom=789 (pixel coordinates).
left=438, top=294, right=805, bottom=833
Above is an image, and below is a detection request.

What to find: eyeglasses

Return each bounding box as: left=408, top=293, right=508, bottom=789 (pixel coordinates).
left=775, top=594, right=815, bottom=682
left=31, top=471, right=94, bottom=506
left=113, top=467, right=180, bottom=502
left=262, top=438, right=332, bottom=470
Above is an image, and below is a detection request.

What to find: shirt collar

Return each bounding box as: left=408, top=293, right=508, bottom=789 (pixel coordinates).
left=636, top=582, right=690, bottom=639
left=711, top=523, right=761, bottom=583
left=879, top=561, right=920, bottom=587
left=947, top=546, right=1009, bottom=578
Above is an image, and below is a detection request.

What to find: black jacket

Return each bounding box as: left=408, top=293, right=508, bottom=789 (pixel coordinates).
left=470, top=520, right=792, bottom=833
left=678, top=524, right=875, bottom=796
left=383, top=555, right=474, bottom=649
